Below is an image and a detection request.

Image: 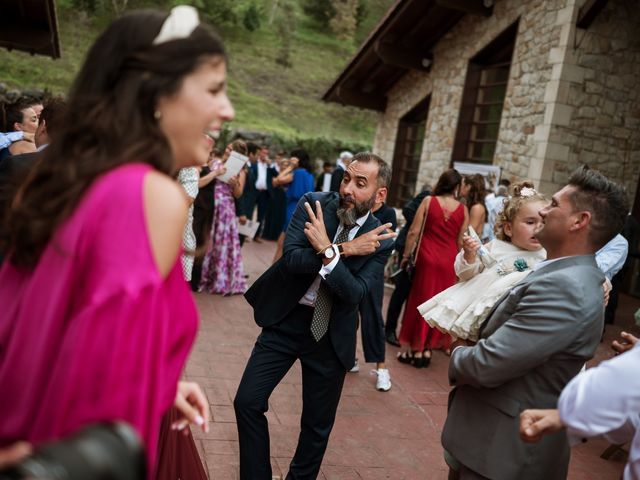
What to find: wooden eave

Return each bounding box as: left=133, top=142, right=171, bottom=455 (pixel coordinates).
left=0, top=0, right=61, bottom=59
left=323, top=0, right=493, bottom=111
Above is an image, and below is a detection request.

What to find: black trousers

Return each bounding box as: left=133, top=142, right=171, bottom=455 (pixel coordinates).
left=234, top=305, right=346, bottom=480
left=358, top=280, right=385, bottom=363
left=385, top=268, right=413, bottom=334
left=256, top=190, right=270, bottom=237
left=189, top=208, right=213, bottom=290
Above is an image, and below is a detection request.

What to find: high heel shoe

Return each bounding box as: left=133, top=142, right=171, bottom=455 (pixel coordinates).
left=419, top=349, right=432, bottom=368
left=411, top=354, right=429, bottom=368
left=397, top=351, right=415, bottom=365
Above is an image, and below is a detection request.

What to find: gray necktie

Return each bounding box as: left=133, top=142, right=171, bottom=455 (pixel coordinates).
left=310, top=225, right=354, bottom=342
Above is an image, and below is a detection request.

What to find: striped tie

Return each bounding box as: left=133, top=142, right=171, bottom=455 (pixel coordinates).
left=310, top=225, right=354, bottom=342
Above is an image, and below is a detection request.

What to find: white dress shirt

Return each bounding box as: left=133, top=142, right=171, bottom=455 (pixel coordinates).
left=321, top=173, right=332, bottom=192
left=255, top=160, right=268, bottom=191
left=299, top=212, right=370, bottom=307
left=558, top=344, right=640, bottom=480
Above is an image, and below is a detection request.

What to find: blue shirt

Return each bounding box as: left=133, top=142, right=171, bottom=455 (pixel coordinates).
left=596, top=233, right=628, bottom=280
left=0, top=131, right=24, bottom=150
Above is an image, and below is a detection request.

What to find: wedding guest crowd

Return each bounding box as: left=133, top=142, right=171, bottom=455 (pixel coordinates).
left=0, top=6, right=229, bottom=476
left=1, top=5, right=637, bottom=480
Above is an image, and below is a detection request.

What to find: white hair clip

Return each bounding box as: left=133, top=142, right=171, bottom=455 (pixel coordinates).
left=152, top=5, right=200, bottom=45
left=520, top=187, right=536, bottom=198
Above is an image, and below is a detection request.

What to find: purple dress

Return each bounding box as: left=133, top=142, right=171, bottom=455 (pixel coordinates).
left=199, top=159, right=247, bottom=295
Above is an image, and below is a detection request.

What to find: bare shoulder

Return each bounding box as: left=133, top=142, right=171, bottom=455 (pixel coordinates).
left=9, top=140, right=36, bottom=155
left=470, top=203, right=484, bottom=214
left=143, top=170, right=188, bottom=279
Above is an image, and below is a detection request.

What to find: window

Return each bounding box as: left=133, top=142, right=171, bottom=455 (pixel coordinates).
left=388, top=96, right=430, bottom=208
left=452, top=21, right=519, bottom=165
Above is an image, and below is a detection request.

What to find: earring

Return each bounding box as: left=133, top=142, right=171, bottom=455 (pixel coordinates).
left=154, top=110, right=162, bottom=120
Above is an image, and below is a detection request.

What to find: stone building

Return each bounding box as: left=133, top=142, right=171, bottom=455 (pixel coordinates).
left=323, top=0, right=640, bottom=212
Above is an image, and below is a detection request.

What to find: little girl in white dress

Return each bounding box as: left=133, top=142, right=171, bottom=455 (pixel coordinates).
left=418, top=182, right=548, bottom=341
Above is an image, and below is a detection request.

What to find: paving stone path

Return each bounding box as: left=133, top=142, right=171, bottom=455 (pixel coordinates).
left=187, top=240, right=630, bottom=479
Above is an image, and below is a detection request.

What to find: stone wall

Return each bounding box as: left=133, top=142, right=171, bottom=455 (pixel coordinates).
left=373, top=0, right=570, bottom=194
left=542, top=0, right=640, bottom=200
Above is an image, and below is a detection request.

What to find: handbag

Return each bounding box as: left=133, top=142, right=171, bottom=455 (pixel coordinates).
left=406, top=196, right=430, bottom=277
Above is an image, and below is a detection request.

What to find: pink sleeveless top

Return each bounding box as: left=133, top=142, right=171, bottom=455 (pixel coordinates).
left=0, top=163, right=198, bottom=473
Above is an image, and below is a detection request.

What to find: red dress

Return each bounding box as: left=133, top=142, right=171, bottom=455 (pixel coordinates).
left=399, top=198, right=464, bottom=351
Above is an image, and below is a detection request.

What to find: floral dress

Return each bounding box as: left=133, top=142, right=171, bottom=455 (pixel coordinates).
left=418, top=239, right=546, bottom=341
left=199, top=159, right=247, bottom=295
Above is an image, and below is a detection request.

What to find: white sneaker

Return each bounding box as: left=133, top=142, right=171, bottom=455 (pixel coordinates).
left=349, top=359, right=359, bottom=373
left=372, top=368, right=391, bottom=391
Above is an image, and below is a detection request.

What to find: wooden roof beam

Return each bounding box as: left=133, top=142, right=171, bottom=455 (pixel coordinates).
left=336, top=86, right=386, bottom=111
left=577, top=0, right=609, bottom=29
left=435, top=0, right=493, bottom=16
left=374, top=41, right=433, bottom=71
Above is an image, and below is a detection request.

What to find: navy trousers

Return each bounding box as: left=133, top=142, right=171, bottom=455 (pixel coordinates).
left=234, top=304, right=346, bottom=480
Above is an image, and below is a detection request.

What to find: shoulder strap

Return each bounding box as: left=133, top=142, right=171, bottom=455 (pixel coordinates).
left=410, top=196, right=430, bottom=260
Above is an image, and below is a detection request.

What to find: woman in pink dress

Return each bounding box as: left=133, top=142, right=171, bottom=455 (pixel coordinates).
left=397, top=169, right=468, bottom=367
left=0, top=7, right=233, bottom=476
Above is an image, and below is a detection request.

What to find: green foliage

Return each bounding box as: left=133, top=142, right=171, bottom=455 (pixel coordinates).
left=329, top=0, right=358, bottom=41
left=274, top=0, right=297, bottom=67
left=0, top=0, right=386, bottom=147
left=72, top=0, right=99, bottom=13
left=302, top=0, right=335, bottom=28
left=354, top=0, right=394, bottom=43
left=170, top=0, right=237, bottom=26
left=243, top=2, right=262, bottom=31
left=266, top=133, right=370, bottom=164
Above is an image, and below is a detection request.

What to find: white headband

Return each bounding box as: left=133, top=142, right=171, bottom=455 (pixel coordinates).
left=152, top=5, right=200, bottom=45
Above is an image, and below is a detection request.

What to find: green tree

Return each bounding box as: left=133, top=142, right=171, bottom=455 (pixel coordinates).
left=302, top=0, right=335, bottom=28
left=275, top=0, right=297, bottom=68
left=329, top=0, right=358, bottom=41
left=243, top=2, right=261, bottom=31
left=172, top=0, right=237, bottom=26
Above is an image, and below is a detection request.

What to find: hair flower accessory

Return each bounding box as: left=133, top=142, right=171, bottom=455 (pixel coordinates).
left=520, top=187, right=536, bottom=198
left=152, top=5, right=200, bottom=45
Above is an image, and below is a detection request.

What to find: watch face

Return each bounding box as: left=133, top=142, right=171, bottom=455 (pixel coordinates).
left=325, top=247, right=335, bottom=259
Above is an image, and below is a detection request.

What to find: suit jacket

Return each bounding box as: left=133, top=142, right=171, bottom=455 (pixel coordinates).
left=244, top=191, right=394, bottom=369
left=395, top=189, right=430, bottom=254
left=442, top=255, right=605, bottom=480
left=0, top=151, right=41, bottom=218
left=236, top=165, right=258, bottom=217
left=329, top=166, right=344, bottom=193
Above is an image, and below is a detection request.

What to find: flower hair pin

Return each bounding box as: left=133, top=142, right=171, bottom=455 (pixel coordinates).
left=520, top=187, right=536, bottom=198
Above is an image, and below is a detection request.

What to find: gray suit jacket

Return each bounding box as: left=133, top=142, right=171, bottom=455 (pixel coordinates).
left=442, top=255, right=605, bottom=480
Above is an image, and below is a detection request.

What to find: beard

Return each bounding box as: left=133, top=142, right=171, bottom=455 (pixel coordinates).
left=337, top=192, right=376, bottom=225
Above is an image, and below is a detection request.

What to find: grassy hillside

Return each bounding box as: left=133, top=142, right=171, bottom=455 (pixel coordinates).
left=0, top=1, right=393, bottom=147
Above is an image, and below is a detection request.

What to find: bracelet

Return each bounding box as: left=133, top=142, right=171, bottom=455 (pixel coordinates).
left=316, top=243, right=333, bottom=256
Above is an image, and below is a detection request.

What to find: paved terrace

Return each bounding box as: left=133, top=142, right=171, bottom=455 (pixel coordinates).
left=187, top=239, right=633, bottom=479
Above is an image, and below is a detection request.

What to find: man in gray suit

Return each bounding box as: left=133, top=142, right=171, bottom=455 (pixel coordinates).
left=442, top=166, right=628, bottom=480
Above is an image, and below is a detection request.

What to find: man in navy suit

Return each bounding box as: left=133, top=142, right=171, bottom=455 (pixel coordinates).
left=235, top=152, right=396, bottom=479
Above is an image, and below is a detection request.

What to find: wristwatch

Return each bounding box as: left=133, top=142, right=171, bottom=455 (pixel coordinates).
left=323, top=244, right=337, bottom=259
left=337, top=243, right=346, bottom=257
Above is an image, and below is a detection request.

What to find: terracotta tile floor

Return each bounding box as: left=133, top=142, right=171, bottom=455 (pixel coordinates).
left=187, top=239, right=634, bottom=479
